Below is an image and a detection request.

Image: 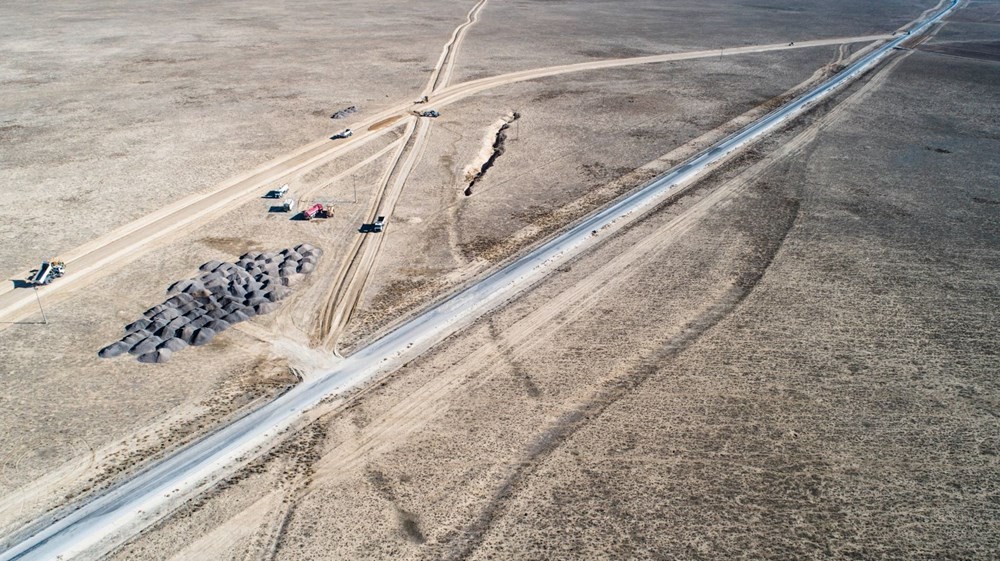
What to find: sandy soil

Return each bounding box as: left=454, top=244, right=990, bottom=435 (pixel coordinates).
left=0, top=0, right=472, bottom=282
left=451, top=0, right=939, bottom=81
left=342, top=45, right=847, bottom=349
left=4, top=0, right=993, bottom=558
left=105, top=20, right=997, bottom=560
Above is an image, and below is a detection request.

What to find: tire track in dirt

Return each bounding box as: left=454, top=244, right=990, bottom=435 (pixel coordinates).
left=446, top=48, right=926, bottom=561
left=298, top=89, right=833, bottom=490
left=426, top=0, right=490, bottom=95
left=315, top=119, right=418, bottom=349
left=0, top=34, right=890, bottom=328
left=271, top=44, right=922, bottom=560
left=315, top=0, right=488, bottom=351
left=445, top=182, right=802, bottom=561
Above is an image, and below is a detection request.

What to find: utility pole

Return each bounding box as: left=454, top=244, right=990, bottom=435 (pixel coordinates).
left=353, top=175, right=358, bottom=203
left=33, top=286, right=47, bottom=324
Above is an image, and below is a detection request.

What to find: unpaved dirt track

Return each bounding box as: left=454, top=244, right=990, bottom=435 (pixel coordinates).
left=319, top=119, right=434, bottom=351
left=0, top=2, right=961, bottom=558
left=426, top=0, right=490, bottom=95
left=317, top=0, right=485, bottom=351
left=0, top=34, right=893, bottom=328
left=316, top=118, right=419, bottom=348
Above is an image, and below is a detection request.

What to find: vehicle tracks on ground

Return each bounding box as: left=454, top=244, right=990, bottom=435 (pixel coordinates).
left=0, top=33, right=893, bottom=329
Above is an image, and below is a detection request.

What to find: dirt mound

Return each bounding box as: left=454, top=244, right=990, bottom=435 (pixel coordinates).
left=99, top=246, right=321, bottom=363
left=331, top=105, right=358, bottom=119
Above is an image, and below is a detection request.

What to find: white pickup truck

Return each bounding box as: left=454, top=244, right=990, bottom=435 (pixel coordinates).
left=267, top=184, right=289, bottom=198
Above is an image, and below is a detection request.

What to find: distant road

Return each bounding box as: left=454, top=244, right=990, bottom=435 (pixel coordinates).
left=0, top=0, right=959, bottom=558
left=0, top=33, right=896, bottom=328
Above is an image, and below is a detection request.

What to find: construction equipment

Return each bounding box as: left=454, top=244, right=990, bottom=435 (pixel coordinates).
left=282, top=198, right=296, bottom=212
left=303, top=203, right=331, bottom=220
left=31, top=260, right=65, bottom=286
left=266, top=184, right=289, bottom=198
left=330, top=128, right=353, bottom=140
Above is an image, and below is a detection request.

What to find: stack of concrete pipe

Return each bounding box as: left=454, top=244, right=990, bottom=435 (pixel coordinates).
left=99, top=244, right=322, bottom=363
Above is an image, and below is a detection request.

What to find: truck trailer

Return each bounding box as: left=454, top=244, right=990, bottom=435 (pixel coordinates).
left=31, top=261, right=65, bottom=286
left=303, top=203, right=327, bottom=220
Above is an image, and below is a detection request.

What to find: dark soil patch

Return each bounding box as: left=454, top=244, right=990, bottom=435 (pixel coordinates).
left=369, top=115, right=401, bottom=131
left=920, top=41, right=1000, bottom=62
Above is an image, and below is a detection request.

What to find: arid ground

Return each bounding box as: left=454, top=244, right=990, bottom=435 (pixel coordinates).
left=1, top=0, right=996, bottom=559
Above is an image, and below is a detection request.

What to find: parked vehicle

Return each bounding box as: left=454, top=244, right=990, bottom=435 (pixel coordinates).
left=266, top=184, right=289, bottom=198
left=303, top=203, right=325, bottom=220
left=31, top=260, right=65, bottom=286
left=372, top=216, right=386, bottom=233
left=282, top=198, right=296, bottom=212
left=331, top=128, right=353, bottom=140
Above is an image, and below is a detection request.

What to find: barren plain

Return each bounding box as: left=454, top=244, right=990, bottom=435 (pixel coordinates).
left=1, top=0, right=997, bottom=559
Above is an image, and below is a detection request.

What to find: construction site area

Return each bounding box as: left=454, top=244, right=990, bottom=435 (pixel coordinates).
left=0, top=0, right=996, bottom=559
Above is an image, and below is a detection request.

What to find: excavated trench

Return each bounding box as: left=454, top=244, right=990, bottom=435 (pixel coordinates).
left=465, top=112, right=520, bottom=196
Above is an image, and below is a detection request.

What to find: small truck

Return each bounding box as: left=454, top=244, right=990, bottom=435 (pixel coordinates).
left=303, top=203, right=331, bottom=220
left=330, top=128, right=353, bottom=140
left=266, top=184, right=289, bottom=199
left=31, top=260, right=65, bottom=286
left=372, top=216, right=386, bottom=233
left=282, top=198, right=296, bottom=212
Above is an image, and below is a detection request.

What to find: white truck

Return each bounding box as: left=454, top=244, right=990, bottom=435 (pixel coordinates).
left=267, top=184, right=289, bottom=199
left=282, top=198, right=296, bottom=212
left=31, top=261, right=65, bottom=286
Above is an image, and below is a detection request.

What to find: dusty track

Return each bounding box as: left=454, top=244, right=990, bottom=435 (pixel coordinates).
left=426, top=0, right=490, bottom=95
left=316, top=0, right=486, bottom=350
left=0, top=33, right=891, bottom=328
left=316, top=118, right=419, bottom=349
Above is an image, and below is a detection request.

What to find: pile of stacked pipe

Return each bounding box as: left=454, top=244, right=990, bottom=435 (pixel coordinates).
left=98, top=244, right=322, bottom=363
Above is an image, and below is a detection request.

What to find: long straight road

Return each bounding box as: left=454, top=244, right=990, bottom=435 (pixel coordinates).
left=0, top=1, right=959, bottom=558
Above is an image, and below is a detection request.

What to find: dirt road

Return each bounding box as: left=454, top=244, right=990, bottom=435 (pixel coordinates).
left=0, top=34, right=895, bottom=329
left=316, top=0, right=486, bottom=350
left=0, top=2, right=963, bottom=557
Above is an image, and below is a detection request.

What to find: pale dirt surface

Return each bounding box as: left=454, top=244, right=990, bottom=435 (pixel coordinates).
left=461, top=50, right=1000, bottom=560
left=0, top=0, right=472, bottom=282
left=3, top=0, right=994, bottom=558
left=342, top=46, right=844, bottom=349
left=106, top=30, right=997, bottom=561
left=451, top=0, right=938, bottom=81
